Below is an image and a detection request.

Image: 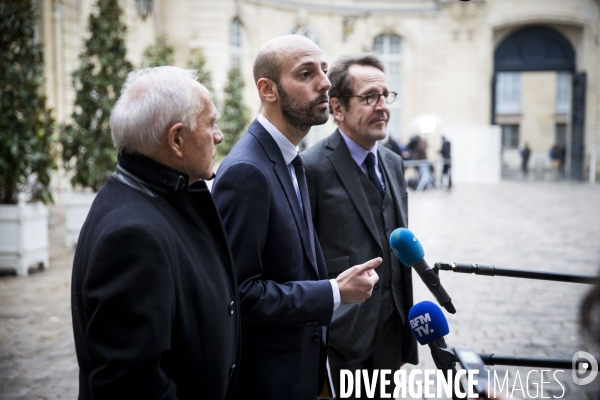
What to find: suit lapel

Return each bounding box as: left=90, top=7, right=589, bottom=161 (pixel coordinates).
left=377, top=151, right=408, bottom=228
left=326, top=131, right=382, bottom=249
left=379, top=149, right=408, bottom=228
left=249, top=122, right=319, bottom=275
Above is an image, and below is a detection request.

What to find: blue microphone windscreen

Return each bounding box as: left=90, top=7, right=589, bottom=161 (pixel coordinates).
left=408, top=301, right=450, bottom=345
left=389, top=228, right=424, bottom=267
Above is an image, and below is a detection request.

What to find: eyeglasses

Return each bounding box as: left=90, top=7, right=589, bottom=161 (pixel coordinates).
left=342, top=92, right=397, bottom=106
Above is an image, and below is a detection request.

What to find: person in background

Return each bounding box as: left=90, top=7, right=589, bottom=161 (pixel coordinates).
left=440, top=135, right=452, bottom=190
left=521, top=142, right=531, bottom=177
left=411, top=136, right=434, bottom=190
left=550, top=142, right=566, bottom=180
left=382, top=134, right=404, bottom=157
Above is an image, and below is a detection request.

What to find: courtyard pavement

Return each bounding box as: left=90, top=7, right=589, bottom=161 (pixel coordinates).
left=1, top=179, right=599, bottom=399
left=406, top=180, right=600, bottom=399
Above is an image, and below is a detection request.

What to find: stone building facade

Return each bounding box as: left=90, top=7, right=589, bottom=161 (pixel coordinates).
left=36, top=0, right=600, bottom=181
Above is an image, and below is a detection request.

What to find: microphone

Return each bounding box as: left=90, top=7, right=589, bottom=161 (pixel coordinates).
left=390, top=228, right=456, bottom=314
left=408, top=301, right=455, bottom=373
left=408, top=300, right=449, bottom=346
left=409, top=301, right=463, bottom=400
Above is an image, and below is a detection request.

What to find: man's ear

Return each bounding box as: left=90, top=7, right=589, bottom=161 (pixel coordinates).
left=330, top=98, right=346, bottom=123
left=257, top=78, right=278, bottom=104
left=167, top=122, right=185, bottom=158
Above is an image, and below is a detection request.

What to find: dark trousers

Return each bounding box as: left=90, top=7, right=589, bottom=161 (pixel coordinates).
left=329, top=313, right=403, bottom=400
left=442, top=164, right=452, bottom=189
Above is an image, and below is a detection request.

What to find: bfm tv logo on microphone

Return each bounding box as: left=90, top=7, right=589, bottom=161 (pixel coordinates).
left=409, top=312, right=433, bottom=337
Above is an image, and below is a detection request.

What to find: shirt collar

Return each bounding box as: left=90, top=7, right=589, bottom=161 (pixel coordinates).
left=338, top=128, right=379, bottom=167
left=257, top=114, right=298, bottom=165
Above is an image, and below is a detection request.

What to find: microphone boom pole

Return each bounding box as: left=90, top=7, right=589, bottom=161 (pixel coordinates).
left=478, top=354, right=591, bottom=371
left=435, top=262, right=598, bottom=284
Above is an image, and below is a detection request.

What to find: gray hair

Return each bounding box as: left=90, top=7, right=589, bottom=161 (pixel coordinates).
left=110, top=66, right=204, bottom=155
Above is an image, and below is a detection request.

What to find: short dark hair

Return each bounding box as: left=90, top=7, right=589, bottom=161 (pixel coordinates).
left=253, top=49, right=281, bottom=85
left=328, top=53, right=385, bottom=112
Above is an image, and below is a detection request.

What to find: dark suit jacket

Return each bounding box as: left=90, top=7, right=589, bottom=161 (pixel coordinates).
left=302, top=130, right=418, bottom=365
left=212, top=119, right=334, bottom=400
left=71, top=153, right=240, bottom=399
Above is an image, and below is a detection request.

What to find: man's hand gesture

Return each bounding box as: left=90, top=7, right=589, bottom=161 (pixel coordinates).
left=336, top=257, right=381, bottom=304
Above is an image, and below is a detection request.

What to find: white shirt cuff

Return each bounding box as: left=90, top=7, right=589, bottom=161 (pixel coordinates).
left=329, top=279, right=341, bottom=310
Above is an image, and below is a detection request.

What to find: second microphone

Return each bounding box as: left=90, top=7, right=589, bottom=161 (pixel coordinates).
left=390, top=228, right=456, bottom=314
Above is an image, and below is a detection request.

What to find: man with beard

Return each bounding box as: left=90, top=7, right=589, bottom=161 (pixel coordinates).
left=212, top=35, right=381, bottom=400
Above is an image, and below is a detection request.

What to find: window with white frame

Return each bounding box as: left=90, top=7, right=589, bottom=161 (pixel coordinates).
left=495, top=72, right=521, bottom=114
left=556, top=71, right=571, bottom=114
left=372, top=34, right=402, bottom=139
left=229, top=18, right=242, bottom=69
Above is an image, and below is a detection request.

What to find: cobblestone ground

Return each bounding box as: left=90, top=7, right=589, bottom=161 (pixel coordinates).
left=0, top=209, right=77, bottom=399
left=1, top=180, right=599, bottom=399
left=405, top=180, right=600, bottom=400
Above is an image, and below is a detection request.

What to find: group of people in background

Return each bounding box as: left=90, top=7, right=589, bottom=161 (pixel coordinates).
left=520, top=142, right=566, bottom=179
left=385, top=134, right=452, bottom=191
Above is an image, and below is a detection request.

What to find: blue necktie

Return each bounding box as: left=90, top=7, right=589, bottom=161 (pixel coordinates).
left=365, top=152, right=384, bottom=197
left=292, top=154, right=316, bottom=262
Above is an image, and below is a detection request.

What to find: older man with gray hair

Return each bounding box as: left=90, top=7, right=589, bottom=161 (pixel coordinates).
left=71, top=66, right=240, bottom=400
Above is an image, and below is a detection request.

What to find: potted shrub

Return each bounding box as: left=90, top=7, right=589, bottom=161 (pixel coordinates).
left=218, top=66, right=250, bottom=159
left=60, top=0, right=132, bottom=247
left=0, top=0, right=56, bottom=275
left=141, top=33, right=174, bottom=67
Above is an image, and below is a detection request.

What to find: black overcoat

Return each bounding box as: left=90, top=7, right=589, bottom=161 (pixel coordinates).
left=71, top=153, right=240, bottom=399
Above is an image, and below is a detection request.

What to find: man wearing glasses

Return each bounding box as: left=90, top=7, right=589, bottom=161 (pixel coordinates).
left=302, top=54, right=418, bottom=399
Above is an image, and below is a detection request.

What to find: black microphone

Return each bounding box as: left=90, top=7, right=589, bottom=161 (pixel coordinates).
left=390, top=228, right=456, bottom=314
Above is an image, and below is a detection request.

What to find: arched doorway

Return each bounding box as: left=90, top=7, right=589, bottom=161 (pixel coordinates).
left=492, top=26, right=584, bottom=180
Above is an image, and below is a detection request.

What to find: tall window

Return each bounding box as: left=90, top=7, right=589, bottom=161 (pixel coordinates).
left=495, top=72, right=521, bottom=114
left=556, top=71, right=571, bottom=114
left=555, top=123, right=567, bottom=146
left=229, top=18, right=242, bottom=69
left=372, top=34, right=402, bottom=138
left=501, top=125, right=520, bottom=149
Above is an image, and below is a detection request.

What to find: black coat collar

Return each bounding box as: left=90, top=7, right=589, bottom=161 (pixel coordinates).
left=117, top=152, right=191, bottom=193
